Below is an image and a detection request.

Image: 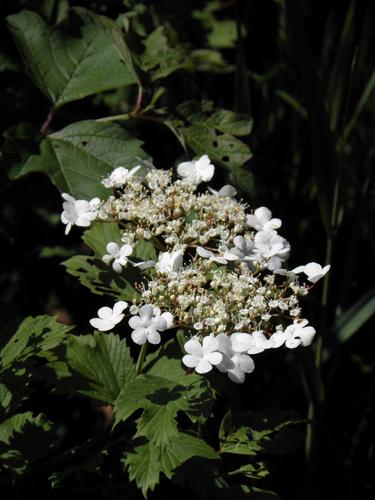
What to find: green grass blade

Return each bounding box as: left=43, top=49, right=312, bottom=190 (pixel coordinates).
left=332, top=287, right=375, bottom=343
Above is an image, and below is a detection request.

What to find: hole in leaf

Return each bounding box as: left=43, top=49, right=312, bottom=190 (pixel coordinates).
left=81, top=141, right=87, bottom=146
left=212, top=140, right=218, bottom=148
left=222, top=156, right=230, bottom=162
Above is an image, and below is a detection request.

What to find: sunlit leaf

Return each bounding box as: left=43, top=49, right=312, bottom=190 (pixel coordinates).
left=7, top=8, right=138, bottom=107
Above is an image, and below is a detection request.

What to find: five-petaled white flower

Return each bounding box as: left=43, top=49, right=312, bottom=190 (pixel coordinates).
left=102, top=165, right=141, bottom=188
left=155, top=250, right=184, bottom=274
left=177, top=155, right=215, bottom=185
left=246, top=206, right=282, bottom=232
left=291, top=262, right=330, bottom=283
left=182, top=335, right=223, bottom=374
left=216, top=333, right=255, bottom=383
left=61, top=193, right=99, bottom=235
left=89, top=301, right=128, bottom=331
left=102, top=242, right=133, bottom=273
left=196, top=247, right=227, bottom=264
left=128, top=304, right=173, bottom=345
left=270, top=319, right=316, bottom=349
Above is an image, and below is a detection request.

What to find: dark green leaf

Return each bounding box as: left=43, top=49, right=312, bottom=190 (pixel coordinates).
left=82, top=222, right=122, bottom=258
left=174, top=101, right=252, bottom=169
left=7, top=120, right=150, bottom=200
left=123, top=432, right=218, bottom=496
left=140, top=26, right=189, bottom=81
left=62, top=255, right=139, bottom=301
left=66, top=332, right=135, bottom=404
left=0, top=316, right=72, bottom=372
left=219, top=409, right=302, bottom=456
left=7, top=8, right=138, bottom=107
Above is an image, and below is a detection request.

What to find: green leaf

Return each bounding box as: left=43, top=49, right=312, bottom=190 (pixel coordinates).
left=344, top=69, right=375, bottom=140
left=208, top=20, right=238, bottom=49
left=66, top=332, right=135, bottom=404
left=140, top=26, right=189, bottom=81
left=39, top=246, right=77, bottom=258
left=229, top=166, right=255, bottom=198
left=6, top=120, right=150, bottom=200
left=208, top=110, right=253, bottom=136
left=0, top=412, right=50, bottom=445
left=114, top=374, right=186, bottom=424
left=133, top=240, right=157, bottom=262
left=82, top=222, right=122, bottom=258
left=62, top=255, right=139, bottom=301
left=332, top=286, right=375, bottom=343
left=219, top=409, right=302, bottom=456
left=229, top=462, right=270, bottom=480
left=7, top=8, right=138, bottom=108
left=123, top=432, right=218, bottom=496
left=174, top=100, right=252, bottom=169
left=115, top=372, right=216, bottom=495
left=0, top=384, right=12, bottom=415
left=0, top=316, right=72, bottom=372
left=144, top=340, right=215, bottom=423
left=0, top=412, right=53, bottom=476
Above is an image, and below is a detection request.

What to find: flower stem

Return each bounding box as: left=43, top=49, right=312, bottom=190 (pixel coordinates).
left=136, top=343, right=148, bottom=375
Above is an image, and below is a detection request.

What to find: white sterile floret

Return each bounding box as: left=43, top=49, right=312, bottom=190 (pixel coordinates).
left=61, top=193, right=99, bottom=235
left=208, top=185, right=237, bottom=198
left=128, top=304, right=173, bottom=345
left=182, top=335, right=223, bottom=374
left=102, top=165, right=141, bottom=188
left=291, top=262, right=330, bottom=283
left=196, top=247, right=227, bottom=264
left=155, top=250, right=184, bottom=274
left=270, top=319, right=316, bottom=349
left=177, top=155, right=215, bottom=185
left=216, top=333, right=255, bottom=383
left=102, top=242, right=133, bottom=273
left=246, top=206, right=282, bottom=232
left=224, top=236, right=255, bottom=266
left=254, top=230, right=290, bottom=270
left=231, top=331, right=273, bottom=355
left=89, top=301, right=128, bottom=331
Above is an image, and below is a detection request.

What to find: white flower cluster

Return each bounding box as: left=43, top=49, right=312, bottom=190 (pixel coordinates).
left=61, top=155, right=330, bottom=383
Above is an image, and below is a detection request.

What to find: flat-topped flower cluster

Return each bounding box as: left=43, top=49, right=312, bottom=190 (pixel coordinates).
left=61, top=155, right=330, bottom=383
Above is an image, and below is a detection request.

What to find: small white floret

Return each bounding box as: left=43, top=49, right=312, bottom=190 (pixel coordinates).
left=246, top=207, right=282, bottom=232
left=61, top=193, right=99, bottom=235
left=182, top=335, right=222, bottom=374
left=155, top=250, right=184, bottom=274
left=216, top=333, right=255, bottom=383
left=208, top=185, right=237, bottom=198
left=291, top=262, right=330, bottom=283
left=102, top=165, right=141, bottom=188
left=270, top=319, right=316, bottom=349
left=102, top=242, right=133, bottom=273
left=223, top=236, right=255, bottom=266
left=128, top=304, right=173, bottom=345
left=89, top=301, right=128, bottom=331
left=177, top=155, right=215, bottom=185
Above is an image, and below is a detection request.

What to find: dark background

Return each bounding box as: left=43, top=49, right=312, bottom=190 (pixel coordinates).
left=0, top=0, right=374, bottom=499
